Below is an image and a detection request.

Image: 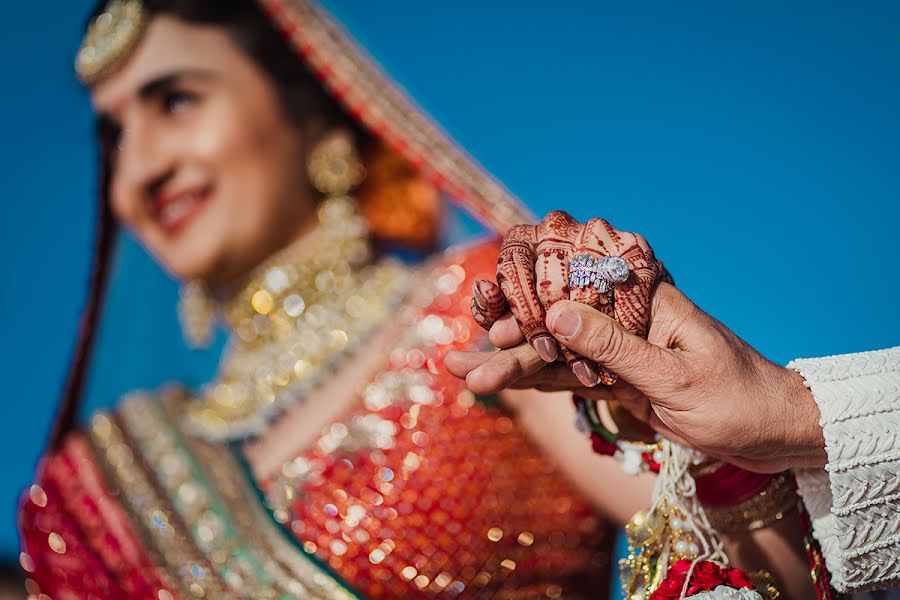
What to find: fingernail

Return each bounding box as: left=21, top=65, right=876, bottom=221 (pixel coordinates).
left=551, top=307, right=581, bottom=339
left=532, top=335, right=559, bottom=363
left=473, top=280, right=489, bottom=311
left=572, top=360, right=600, bottom=387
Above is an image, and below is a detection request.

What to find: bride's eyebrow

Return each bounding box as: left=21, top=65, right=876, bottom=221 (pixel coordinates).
left=135, top=68, right=217, bottom=101
left=97, top=68, right=218, bottom=123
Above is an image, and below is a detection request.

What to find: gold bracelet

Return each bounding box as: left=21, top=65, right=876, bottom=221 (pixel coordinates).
left=703, top=472, right=798, bottom=533
left=748, top=570, right=781, bottom=600
left=689, top=459, right=725, bottom=478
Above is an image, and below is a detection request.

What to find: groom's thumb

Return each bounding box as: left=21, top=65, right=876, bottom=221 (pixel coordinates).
left=547, top=300, right=674, bottom=391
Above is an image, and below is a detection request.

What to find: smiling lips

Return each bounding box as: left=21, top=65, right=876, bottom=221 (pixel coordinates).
left=151, top=187, right=211, bottom=234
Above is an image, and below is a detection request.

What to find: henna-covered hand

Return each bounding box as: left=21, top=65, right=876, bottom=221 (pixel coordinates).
left=468, top=211, right=668, bottom=389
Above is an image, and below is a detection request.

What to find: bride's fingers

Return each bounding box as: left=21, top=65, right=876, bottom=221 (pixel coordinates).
left=532, top=211, right=581, bottom=362
left=657, top=259, right=675, bottom=287
left=496, top=225, right=559, bottom=363
left=607, top=231, right=659, bottom=339
left=565, top=218, right=621, bottom=386
left=488, top=312, right=525, bottom=349
left=471, top=279, right=507, bottom=331
left=463, top=343, right=547, bottom=395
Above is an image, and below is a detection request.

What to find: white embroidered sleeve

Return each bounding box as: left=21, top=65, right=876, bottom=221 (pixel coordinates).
left=788, top=346, right=900, bottom=593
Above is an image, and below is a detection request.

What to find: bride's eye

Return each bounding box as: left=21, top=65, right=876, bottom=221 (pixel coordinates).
left=97, top=115, right=123, bottom=152
left=161, top=89, right=198, bottom=115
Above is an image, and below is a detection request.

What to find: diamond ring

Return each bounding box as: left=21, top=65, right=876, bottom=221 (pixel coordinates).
left=568, top=254, right=630, bottom=292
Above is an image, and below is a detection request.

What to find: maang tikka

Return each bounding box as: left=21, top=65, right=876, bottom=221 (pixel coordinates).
left=76, top=0, right=147, bottom=85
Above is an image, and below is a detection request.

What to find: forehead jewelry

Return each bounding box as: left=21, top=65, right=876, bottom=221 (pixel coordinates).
left=75, top=0, right=147, bottom=85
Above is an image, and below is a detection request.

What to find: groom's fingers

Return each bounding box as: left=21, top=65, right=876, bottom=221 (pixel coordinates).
left=446, top=347, right=651, bottom=413
left=546, top=300, right=680, bottom=393
left=443, top=349, right=490, bottom=379
left=463, top=343, right=547, bottom=395
left=489, top=312, right=526, bottom=349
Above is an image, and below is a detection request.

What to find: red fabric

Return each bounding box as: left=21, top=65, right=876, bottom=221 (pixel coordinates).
left=257, top=243, right=612, bottom=598
left=19, top=436, right=180, bottom=600
left=695, top=463, right=775, bottom=508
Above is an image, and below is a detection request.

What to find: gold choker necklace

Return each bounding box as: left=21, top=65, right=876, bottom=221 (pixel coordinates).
left=183, top=197, right=412, bottom=441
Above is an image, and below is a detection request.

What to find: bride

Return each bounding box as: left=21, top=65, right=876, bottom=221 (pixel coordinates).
left=20, top=1, right=813, bottom=598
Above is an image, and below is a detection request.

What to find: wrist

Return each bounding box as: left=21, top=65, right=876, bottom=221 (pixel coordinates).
left=779, top=367, right=827, bottom=469
left=698, top=470, right=797, bottom=532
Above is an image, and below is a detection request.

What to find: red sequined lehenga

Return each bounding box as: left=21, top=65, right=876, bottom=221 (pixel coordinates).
left=21, top=245, right=613, bottom=600
left=19, top=1, right=613, bottom=598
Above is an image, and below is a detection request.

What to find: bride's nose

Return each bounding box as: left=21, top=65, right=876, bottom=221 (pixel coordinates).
left=113, top=113, right=177, bottom=208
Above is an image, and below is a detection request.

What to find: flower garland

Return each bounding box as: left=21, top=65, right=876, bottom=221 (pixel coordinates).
left=650, top=560, right=759, bottom=600
left=573, top=395, right=662, bottom=475
left=573, top=395, right=780, bottom=600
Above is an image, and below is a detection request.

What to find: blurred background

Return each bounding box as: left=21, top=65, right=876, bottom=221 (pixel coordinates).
left=1, top=1, right=899, bottom=595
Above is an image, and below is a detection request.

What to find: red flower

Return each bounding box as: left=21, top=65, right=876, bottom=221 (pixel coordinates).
left=649, top=570, right=687, bottom=599
left=726, top=568, right=754, bottom=590
left=590, top=432, right=617, bottom=456
left=641, top=451, right=661, bottom=473
left=671, top=560, right=692, bottom=575
left=649, top=560, right=754, bottom=599
left=691, top=560, right=726, bottom=591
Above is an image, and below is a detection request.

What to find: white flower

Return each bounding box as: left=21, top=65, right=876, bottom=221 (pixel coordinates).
left=617, top=441, right=650, bottom=476
left=686, top=585, right=763, bottom=599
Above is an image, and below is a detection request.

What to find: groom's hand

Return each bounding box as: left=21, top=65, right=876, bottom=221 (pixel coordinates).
left=448, top=283, right=826, bottom=473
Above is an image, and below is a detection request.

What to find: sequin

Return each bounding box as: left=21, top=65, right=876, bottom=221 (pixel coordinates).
left=331, top=540, right=348, bottom=556
left=28, top=485, right=47, bottom=508
left=189, top=564, right=207, bottom=579
left=19, top=552, right=34, bottom=573
left=188, top=582, right=206, bottom=597
left=151, top=510, right=170, bottom=530
left=47, top=532, right=66, bottom=554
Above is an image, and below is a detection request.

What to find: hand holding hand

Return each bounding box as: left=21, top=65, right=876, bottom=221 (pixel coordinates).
left=470, top=210, right=668, bottom=387
left=452, top=282, right=826, bottom=473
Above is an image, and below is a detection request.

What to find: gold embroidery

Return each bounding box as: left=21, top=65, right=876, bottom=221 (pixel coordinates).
left=88, top=410, right=234, bottom=599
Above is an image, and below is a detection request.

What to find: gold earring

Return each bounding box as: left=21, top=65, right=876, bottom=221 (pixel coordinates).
left=177, top=280, right=216, bottom=348
left=307, top=131, right=365, bottom=197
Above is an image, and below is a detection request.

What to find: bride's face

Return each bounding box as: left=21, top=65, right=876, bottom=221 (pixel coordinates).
left=91, top=16, right=315, bottom=286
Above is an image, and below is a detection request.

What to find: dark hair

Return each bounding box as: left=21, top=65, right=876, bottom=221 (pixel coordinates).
left=50, top=0, right=363, bottom=449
